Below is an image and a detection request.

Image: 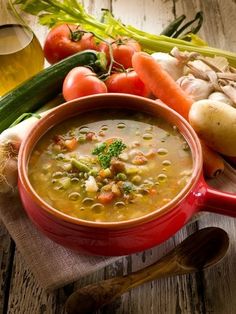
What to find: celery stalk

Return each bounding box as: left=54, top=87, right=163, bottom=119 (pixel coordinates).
left=15, top=0, right=236, bottom=67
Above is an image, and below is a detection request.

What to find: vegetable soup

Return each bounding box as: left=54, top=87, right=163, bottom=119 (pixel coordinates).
left=28, top=110, right=193, bottom=222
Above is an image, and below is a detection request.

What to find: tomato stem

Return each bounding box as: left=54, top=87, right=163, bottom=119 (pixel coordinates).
left=67, top=24, right=83, bottom=42
left=66, top=26, right=128, bottom=79
left=73, top=29, right=127, bottom=79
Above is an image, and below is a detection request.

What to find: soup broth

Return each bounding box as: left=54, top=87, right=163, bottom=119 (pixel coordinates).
left=28, top=110, right=193, bottom=222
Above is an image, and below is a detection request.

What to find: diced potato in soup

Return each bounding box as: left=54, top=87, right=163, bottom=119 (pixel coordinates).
left=28, top=110, right=193, bottom=222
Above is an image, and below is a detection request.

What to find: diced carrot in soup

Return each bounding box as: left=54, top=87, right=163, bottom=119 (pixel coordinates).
left=98, top=191, right=115, bottom=204
left=64, top=137, right=77, bottom=151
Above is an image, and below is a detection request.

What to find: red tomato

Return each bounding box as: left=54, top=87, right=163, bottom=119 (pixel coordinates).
left=98, top=37, right=141, bottom=69
left=44, top=24, right=97, bottom=64
left=62, top=67, right=107, bottom=101
left=105, top=71, right=150, bottom=97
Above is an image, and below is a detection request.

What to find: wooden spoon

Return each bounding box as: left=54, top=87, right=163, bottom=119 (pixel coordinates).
left=65, top=227, right=229, bottom=314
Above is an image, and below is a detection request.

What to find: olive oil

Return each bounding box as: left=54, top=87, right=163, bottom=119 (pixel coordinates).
left=0, top=24, right=44, bottom=96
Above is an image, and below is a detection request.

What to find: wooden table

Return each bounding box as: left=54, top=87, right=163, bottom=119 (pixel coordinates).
left=1, top=0, right=236, bottom=313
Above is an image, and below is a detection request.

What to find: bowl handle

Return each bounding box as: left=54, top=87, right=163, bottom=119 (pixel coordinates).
left=198, top=179, right=236, bottom=217
left=201, top=185, right=236, bottom=217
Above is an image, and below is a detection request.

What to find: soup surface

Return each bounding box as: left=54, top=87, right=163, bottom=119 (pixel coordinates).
left=28, top=110, right=193, bottom=222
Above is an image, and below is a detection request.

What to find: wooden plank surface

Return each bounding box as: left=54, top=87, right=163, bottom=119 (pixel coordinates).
left=1, top=0, right=236, bottom=313
left=0, top=224, right=14, bottom=314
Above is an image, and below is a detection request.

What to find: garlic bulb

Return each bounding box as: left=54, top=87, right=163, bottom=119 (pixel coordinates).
left=151, top=52, right=184, bottom=81
left=208, top=91, right=234, bottom=107
left=221, top=85, right=236, bottom=105
left=177, top=75, right=213, bottom=101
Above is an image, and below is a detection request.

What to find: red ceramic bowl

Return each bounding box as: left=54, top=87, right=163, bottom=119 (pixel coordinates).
left=18, top=94, right=236, bottom=256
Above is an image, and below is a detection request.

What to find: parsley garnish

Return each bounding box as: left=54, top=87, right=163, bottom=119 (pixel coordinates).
left=92, top=142, right=107, bottom=155
left=107, top=140, right=126, bottom=158
left=97, top=154, right=111, bottom=169
left=92, top=140, right=126, bottom=169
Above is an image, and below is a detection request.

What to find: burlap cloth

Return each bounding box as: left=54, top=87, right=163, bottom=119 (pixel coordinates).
left=0, top=163, right=236, bottom=291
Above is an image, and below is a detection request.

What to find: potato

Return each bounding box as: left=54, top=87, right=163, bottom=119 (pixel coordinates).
left=188, top=99, right=236, bottom=156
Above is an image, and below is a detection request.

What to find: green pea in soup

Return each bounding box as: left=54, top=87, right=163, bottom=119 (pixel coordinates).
left=28, top=110, right=193, bottom=222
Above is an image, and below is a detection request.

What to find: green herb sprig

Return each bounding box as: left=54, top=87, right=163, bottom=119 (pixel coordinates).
left=92, top=142, right=107, bottom=155
left=92, top=139, right=126, bottom=169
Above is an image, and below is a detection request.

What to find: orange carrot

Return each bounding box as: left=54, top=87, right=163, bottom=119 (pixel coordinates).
left=132, top=52, right=193, bottom=120
left=201, top=141, right=225, bottom=178
left=98, top=191, right=115, bottom=204
left=64, top=138, right=77, bottom=151
left=149, top=188, right=158, bottom=195
left=132, top=51, right=225, bottom=178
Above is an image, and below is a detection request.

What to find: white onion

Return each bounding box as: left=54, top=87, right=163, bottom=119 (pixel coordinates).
left=151, top=52, right=184, bottom=81
left=85, top=176, right=98, bottom=192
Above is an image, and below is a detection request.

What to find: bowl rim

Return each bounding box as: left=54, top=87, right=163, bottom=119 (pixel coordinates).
left=18, top=93, right=202, bottom=229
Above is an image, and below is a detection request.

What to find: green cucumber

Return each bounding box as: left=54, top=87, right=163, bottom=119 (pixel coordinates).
left=0, top=50, right=107, bottom=133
